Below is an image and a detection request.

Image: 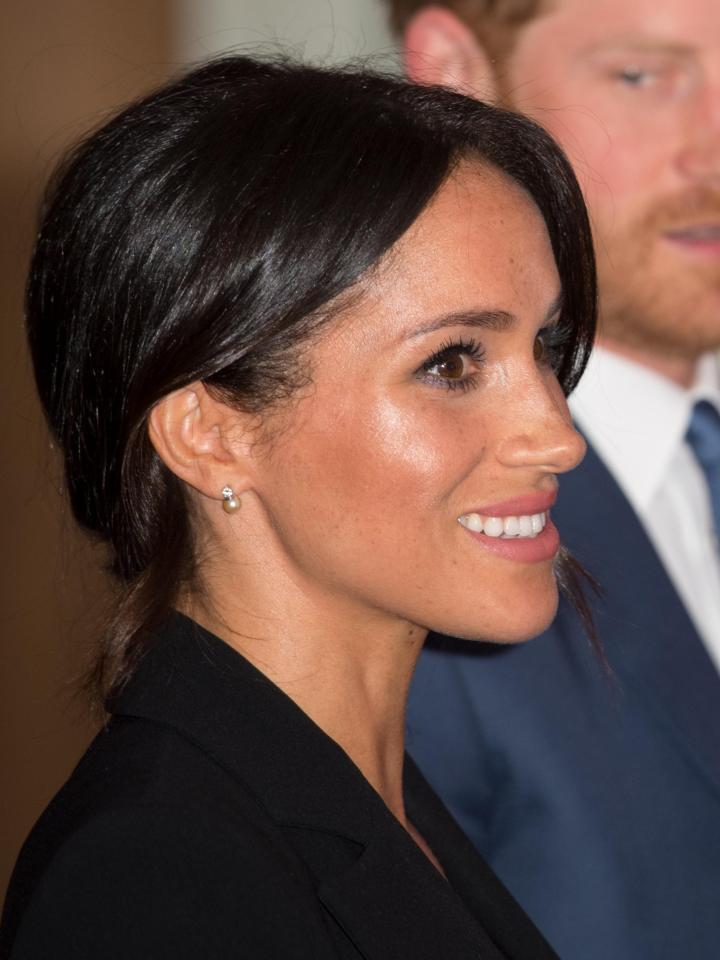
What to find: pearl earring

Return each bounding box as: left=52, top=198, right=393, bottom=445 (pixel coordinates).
left=221, top=486, right=240, bottom=514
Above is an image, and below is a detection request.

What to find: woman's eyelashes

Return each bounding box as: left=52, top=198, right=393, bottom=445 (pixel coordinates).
left=417, top=337, right=485, bottom=392
left=535, top=323, right=570, bottom=372
left=415, top=324, right=569, bottom=392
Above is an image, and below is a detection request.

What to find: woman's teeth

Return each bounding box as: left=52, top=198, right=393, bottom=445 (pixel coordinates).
left=458, top=511, right=548, bottom=539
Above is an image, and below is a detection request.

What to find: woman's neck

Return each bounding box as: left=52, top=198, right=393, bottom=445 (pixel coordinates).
left=184, top=581, right=426, bottom=825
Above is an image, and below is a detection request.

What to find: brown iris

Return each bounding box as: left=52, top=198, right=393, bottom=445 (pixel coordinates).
left=435, top=353, right=466, bottom=380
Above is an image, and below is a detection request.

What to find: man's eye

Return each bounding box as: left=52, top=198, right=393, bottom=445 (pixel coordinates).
left=619, top=66, right=652, bottom=86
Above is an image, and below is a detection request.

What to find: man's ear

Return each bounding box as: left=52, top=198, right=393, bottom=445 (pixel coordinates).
left=147, top=382, right=255, bottom=505
left=403, top=7, right=498, bottom=102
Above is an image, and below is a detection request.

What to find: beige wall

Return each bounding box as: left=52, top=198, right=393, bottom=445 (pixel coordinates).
left=0, top=0, right=174, bottom=900
left=177, top=0, right=393, bottom=64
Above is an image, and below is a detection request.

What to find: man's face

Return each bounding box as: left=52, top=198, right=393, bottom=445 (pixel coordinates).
left=503, top=0, right=720, bottom=364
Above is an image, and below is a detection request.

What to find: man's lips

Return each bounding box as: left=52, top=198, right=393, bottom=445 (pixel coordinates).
left=663, top=223, right=720, bottom=248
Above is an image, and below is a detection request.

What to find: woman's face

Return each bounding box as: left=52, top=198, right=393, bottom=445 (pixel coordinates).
left=251, top=163, right=586, bottom=643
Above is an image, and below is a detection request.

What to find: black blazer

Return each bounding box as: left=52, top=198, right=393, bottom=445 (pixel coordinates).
left=1, top=614, right=557, bottom=959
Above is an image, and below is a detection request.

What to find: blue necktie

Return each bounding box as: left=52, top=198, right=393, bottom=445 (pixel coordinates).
left=686, top=399, right=720, bottom=543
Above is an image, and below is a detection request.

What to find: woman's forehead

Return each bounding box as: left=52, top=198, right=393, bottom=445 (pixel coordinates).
left=373, top=165, right=553, bottom=292
left=323, top=166, right=560, bottom=351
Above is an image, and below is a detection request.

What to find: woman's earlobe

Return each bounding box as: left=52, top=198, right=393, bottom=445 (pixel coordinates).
left=403, top=8, right=498, bottom=102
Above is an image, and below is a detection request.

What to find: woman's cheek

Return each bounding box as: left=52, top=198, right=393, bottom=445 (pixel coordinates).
left=362, top=398, right=486, bottom=507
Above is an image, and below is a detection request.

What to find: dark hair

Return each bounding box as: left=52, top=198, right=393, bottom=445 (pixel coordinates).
left=26, top=55, right=597, bottom=703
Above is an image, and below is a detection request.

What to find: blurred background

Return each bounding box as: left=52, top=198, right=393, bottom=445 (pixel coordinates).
left=0, top=0, right=393, bottom=899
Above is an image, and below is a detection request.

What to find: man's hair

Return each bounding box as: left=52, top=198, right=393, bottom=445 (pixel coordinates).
left=385, top=0, right=544, bottom=62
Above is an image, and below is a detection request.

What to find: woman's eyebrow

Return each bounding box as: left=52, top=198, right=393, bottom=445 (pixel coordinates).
left=406, top=293, right=563, bottom=341
left=406, top=309, right=516, bottom=341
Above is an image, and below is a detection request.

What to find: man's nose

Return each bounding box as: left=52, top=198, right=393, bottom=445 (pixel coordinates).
left=676, top=87, right=720, bottom=187
left=495, top=381, right=586, bottom=475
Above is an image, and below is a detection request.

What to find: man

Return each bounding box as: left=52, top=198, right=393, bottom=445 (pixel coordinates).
left=385, top=2, right=720, bottom=958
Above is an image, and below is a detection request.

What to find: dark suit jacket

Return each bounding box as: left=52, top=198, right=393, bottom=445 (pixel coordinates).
left=407, top=443, right=720, bottom=960
left=1, top=613, right=557, bottom=959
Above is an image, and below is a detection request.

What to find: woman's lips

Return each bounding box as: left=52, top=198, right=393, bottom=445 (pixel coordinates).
left=460, top=489, right=557, bottom=520
left=459, top=515, right=560, bottom=563
left=457, top=490, right=560, bottom=563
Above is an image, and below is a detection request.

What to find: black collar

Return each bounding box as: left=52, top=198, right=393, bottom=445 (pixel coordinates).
left=109, top=613, right=555, bottom=960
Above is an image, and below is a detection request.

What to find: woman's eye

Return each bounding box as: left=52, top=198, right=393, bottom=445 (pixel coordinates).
left=535, top=324, right=571, bottom=373
left=428, top=351, right=470, bottom=380
left=419, top=339, right=484, bottom=392
left=534, top=331, right=549, bottom=365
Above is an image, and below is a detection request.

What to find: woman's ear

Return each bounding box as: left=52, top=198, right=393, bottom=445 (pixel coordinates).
left=403, top=7, right=498, bottom=102
left=147, top=382, right=255, bottom=503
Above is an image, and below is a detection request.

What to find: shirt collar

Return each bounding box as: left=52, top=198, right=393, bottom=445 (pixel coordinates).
left=569, top=346, right=720, bottom=515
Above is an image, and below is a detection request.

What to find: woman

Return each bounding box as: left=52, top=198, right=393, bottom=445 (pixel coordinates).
left=1, top=56, right=595, bottom=958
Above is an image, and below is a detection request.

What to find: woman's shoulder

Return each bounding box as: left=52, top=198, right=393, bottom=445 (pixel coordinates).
left=1, top=717, right=328, bottom=960
left=20, top=715, right=273, bottom=844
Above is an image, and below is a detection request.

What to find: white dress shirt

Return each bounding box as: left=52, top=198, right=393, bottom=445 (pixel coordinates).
left=569, top=346, right=720, bottom=671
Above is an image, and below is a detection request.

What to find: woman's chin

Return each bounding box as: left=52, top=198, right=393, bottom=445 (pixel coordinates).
left=435, top=584, right=560, bottom=646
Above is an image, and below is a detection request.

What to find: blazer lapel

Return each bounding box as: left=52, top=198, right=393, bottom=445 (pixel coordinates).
left=317, top=829, right=504, bottom=960
left=404, top=758, right=558, bottom=960
left=558, top=443, right=720, bottom=800
left=110, top=614, right=514, bottom=959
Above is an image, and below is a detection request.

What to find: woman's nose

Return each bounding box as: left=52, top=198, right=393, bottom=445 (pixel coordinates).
left=495, top=381, right=586, bottom=475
